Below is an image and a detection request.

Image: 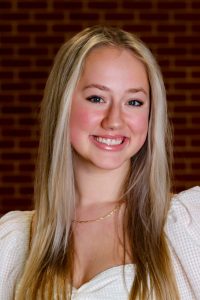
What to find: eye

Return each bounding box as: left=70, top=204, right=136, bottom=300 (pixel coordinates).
left=86, top=95, right=104, bottom=103
left=128, top=100, right=143, bottom=107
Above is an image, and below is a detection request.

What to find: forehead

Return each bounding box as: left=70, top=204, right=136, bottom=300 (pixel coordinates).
left=78, top=46, right=149, bottom=92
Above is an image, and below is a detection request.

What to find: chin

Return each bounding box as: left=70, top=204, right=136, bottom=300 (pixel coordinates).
left=90, top=158, right=130, bottom=172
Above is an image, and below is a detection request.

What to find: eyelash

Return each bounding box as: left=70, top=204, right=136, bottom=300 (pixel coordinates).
left=86, top=95, right=104, bottom=103
left=86, top=96, right=143, bottom=107
left=128, top=100, right=143, bottom=106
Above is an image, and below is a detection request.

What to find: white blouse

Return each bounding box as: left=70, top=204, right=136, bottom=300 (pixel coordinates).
left=0, top=186, right=200, bottom=300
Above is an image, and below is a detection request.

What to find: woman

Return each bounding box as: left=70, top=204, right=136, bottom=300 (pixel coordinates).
left=0, top=26, right=199, bottom=300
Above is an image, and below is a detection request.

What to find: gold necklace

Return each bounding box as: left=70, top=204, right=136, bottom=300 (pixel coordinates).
left=72, top=201, right=124, bottom=224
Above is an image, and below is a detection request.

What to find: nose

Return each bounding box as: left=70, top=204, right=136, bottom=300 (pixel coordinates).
left=101, top=103, right=124, bottom=130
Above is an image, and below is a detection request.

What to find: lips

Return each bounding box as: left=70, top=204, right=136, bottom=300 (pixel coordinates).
left=91, top=135, right=128, bottom=151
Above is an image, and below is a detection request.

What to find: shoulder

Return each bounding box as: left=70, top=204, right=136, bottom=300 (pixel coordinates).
left=166, top=186, right=200, bottom=235
left=0, top=210, right=34, bottom=300
left=166, top=187, right=200, bottom=298
left=166, top=186, right=200, bottom=245
left=0, top=210, right=34, bottom=247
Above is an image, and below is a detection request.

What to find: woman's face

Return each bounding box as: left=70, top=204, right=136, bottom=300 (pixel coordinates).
left=70, top=46, right=150, bottom=172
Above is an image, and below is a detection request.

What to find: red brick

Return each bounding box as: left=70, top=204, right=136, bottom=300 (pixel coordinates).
left=0, top=141, right=15, bottom=148
left=0, top=95, right=15, bottom=102
left=157, top=2, right=186, bottom=9
left=18, top=47, right=48, bottom=55
left=1, top=36, right=31, bottom=44
left=174, top=13, right=200, bottom=21
left=35, top=58, right=53, bottom=66
left=1, top=83, right=31, bottom=91
left=0, top=13, right=30, bottom=20
left=0, top=187, right=15, bottom=195
left=175, top=36, right=200, bottom=44
left=88, top=2, right=118, bottom=9
left=157, top=47, right=187, bottom=55
left=2, top=129, right=32, bottom=137
left=167, top=94, right=187, bottom=102
left=1, top=152, right=31, bottom=160
left=0, top=71, right=14, bottom=79
left=17, top=1, right=47, bottom=9
left=174, top=151, right=200, bottom=159
left=192, top=72, right=200, bottom=78
left=191, top=163, right=200, bottom=169
left=1, top=59, right=31, bottom=67
left=19, top=71, right=48, bottom=79
left=0, top=118, right=15, bottom=126
left=190, top=47, right=200, bottom=55
left=34, top=82, right=46, bottom=90
left=173, top=162, right=186, bottom=170
left=174, top=105, right=200, bottom=113
left=2, top=106, right=31, bottom=115
left=157, top=25, right=186, bottom=32
left=19, top=164, right=35, bottom=172
left=142, top=36, right=169, bottom=44
left=2, top=175, right=33, bottom=183
left=34, top=13, right=64, bottom=20
left=105, top=12, right=134, bottom=21
left=0, top=164, right=15, bottom=172
left=175, top=59, right=200, bottom=67
left=140, top=13, right=169, bottom=21
left=35, top=36, right=64, bottom=44
left=171, top=117, right=187, bottom=125
left=17, top=24, right=47, bottom=32
left=192, top=3, right=200, bottom=9
left=174, top=83, right=200, bottom=90
left=163, top=71, right=186, bottom=79
left=70, top=12, right=99, bottom=20
left=174, top=128, right=200, bottom=135
left=191, top=117, right=200, bottom=124
left=53, top=2, right=83, bottom=9
left=191, top=94, right=200, bottom=102
left=19, top=118, right=37, bottom=126
left=192, top=25, right=200, bottom=32
left=19, top=187, right=34, bottom=195
left=0, top=1, right=12, bottom=9
left=122, top=25, right=152, bottom=32
left=19, top=140, right=39, bottom=148
left=191, top=140, right=200, bottom=146
left=173, top=139, right=186, bottom=147
left=1, top=198, right=33, bottom=212
left=0, top=48, right=14, bottom=55
left=0, top=24, right=12, bottom=32
left=123, top=1, right=152, bottom=9
left=175, top=174, right=200, bottom=181
left=18, top=94, right=42, bottom=102
left=52, top=24, right=83, bottom=32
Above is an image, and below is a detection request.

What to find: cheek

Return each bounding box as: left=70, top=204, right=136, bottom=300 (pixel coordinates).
left=128, top=113, right=149, bottom=136
left=70, top=105, right=102, bottom=141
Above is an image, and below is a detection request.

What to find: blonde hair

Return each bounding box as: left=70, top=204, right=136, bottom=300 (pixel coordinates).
left=16, top=26, right=179, bottom=299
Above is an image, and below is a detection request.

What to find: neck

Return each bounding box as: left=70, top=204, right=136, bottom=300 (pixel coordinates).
left=73, top=159, right=130, bottom=207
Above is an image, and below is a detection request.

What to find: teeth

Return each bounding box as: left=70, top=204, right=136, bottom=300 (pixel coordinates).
left=95, top=137, right=123, bottom=145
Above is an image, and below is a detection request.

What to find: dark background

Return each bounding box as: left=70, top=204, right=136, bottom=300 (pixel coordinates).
left=0, top=0, right=200, bottom=214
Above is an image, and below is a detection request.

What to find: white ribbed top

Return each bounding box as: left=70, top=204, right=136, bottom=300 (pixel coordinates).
left=0, top=186, right=200, bottom=299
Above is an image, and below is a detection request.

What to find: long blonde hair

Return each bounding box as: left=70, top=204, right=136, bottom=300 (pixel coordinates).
left=16, top=26, right=179, bottom=299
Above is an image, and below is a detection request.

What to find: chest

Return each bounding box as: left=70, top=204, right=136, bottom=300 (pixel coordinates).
left=72, top=218, right=131, bottom=289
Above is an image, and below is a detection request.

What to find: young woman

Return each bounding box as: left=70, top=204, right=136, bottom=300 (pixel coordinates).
left=0, top=26, right=199, bottom=300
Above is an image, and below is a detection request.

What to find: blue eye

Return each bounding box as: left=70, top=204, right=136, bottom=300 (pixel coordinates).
left=86, top=96, right=104, bottom=103
left=128, top=100, right=143, bottom=106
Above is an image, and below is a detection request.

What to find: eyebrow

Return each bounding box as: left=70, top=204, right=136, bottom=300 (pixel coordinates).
left=83, top=84, right=148, bottom=95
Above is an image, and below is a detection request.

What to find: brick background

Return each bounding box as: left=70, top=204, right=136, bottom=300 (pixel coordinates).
left=0, top=0, right=200, bottom=214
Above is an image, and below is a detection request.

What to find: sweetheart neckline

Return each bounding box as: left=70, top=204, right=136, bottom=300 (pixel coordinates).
left=72, top=263, right=135, bottom=291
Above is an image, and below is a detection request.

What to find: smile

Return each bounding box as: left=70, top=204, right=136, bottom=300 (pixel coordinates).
left=94, top=136, right=124, bottom=146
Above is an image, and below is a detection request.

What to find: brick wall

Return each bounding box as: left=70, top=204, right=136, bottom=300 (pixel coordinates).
left=0, top=0, right=200, bottom=214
